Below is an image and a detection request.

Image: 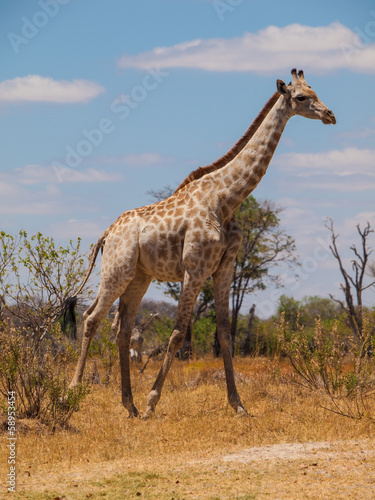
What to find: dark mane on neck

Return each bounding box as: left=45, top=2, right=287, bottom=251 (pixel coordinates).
left=175, top=91, right=281, bottom=192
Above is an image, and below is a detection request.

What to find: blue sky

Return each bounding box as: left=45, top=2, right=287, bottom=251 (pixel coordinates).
left=0, top=0, right=374, bottom=317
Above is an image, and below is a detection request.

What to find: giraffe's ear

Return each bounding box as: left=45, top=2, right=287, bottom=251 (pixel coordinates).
left=276, top=79, right=289, bottom=95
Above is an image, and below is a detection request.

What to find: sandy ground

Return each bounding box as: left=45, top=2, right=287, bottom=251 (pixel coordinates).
left=222, top=439, right=374, bottom=462
left=8, top=438, right=375, bottom=499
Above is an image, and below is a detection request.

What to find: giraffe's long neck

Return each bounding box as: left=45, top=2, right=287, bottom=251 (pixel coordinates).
left=212, top=95, right=290, bottom=221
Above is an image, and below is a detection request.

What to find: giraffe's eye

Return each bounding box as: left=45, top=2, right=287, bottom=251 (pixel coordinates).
left=296, top=95, right=307, bottom=102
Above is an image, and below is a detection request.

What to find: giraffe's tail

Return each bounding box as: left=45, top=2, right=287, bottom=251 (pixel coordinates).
left=61, top=230, right=108, bottom=335
left=72, top=231, right=108, bottom=298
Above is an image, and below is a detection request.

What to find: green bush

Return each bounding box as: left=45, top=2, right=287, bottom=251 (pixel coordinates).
left=89, top=318, right=118, bottom=384
left=0, top=321, right=89, bottom=429
left=151, top=315, right=175, bottom=346
left=240, top=321, right=280, bottom=357
left=277, top=313, right=375, bottom=420
left=193, top=316, right=216, bottom=355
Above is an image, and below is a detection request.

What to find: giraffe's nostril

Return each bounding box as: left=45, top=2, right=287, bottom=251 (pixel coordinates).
left=324, top=109, right=336, bottom=124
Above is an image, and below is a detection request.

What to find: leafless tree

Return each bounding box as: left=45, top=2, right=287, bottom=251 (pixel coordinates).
left=326, top=218, right=375, bottom=341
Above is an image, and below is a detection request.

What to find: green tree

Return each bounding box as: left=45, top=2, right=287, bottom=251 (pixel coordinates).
left=0, top=230, right=93, bottom=342
left=277, top=295, right=340, bottom=330
left=301, top=296, right=340, bottom=327
left=230, top=196, right=297, bottom=350
left=277, top=295, right=301, bottom=330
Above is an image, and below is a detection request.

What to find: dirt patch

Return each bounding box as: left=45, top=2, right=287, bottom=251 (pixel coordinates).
left=222, top=439, right=374, bottom=462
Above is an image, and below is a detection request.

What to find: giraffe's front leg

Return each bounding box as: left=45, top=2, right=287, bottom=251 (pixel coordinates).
left=143, top=272, right=204, bottom=419
left=212, top=222, right=247, bottom=416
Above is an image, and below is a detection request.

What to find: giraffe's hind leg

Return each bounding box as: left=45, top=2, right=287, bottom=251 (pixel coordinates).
left=69, top=285, right=126, bottom=389
left=70, top=235, right=140, bottom=389
left=115, top=269, right=152, bottom=417
left=83, top=297, right=98, bottom=321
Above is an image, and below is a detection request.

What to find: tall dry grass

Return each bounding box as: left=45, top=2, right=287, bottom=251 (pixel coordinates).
left=1, top=354, right=375, bottom=498
left=8, top=355, right=374, bottom=464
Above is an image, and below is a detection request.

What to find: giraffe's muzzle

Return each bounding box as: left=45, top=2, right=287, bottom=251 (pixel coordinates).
left=322, top=109, right=336, bottom=125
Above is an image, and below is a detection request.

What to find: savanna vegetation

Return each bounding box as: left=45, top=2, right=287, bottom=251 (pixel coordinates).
left=1, top=201, right=375, bottom=498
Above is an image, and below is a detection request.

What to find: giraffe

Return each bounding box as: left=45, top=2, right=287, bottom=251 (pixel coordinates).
left=67, top=69, right=335, bottom=418
left=129, top=312, right=159, bottom=364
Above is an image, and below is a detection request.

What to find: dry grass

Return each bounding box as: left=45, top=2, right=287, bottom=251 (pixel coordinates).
left=2, top=356, right=375, bottom=499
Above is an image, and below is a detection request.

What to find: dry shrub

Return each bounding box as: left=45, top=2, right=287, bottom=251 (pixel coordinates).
left=0, top=321, right=90, bottom=429
left=277, top=312, right=375, bottom=419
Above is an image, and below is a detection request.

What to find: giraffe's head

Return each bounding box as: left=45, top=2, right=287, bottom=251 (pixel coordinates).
left=276, top=69, right=336, bottom=125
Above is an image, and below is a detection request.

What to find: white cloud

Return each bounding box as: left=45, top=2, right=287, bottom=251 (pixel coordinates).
left=99, top=152, right=176, bottom=167
left=340, top=212, right=375, bottom=234
left=275, top=147, right=375, bottom=179
left=336, top=126, right=375, bottom=142
left=294, top=176, right=375, bottom=192
left=0, top=168, right=121, bottom=216
left=0, top=75, right=105, bottom=103
left=118, top=22, right=375, bottom=74
left=281, top=205, right=325, bottom=244
left=49, top=218, right=108, bottom=239
left=0, top=165, right=126, bottom=220
left=1, top=164, right=123, bottom=185
left=0, top=180, right=65, bottom=215
left=0, top=165, right=124, bottom=216
left=278, top=196, right=336, bottom=210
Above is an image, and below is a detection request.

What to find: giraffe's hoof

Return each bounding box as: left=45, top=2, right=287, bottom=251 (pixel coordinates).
left=127, top=405, right=140, bottom=419
left=68, top=379, right=79, bottom=390
left=127, top=411, right=139, bottom=419
left=141, top=408, right=155, bottom=420
left=235, top=405, right=249, bottom=418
